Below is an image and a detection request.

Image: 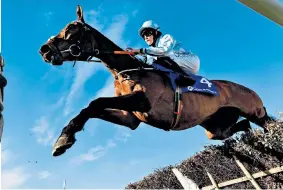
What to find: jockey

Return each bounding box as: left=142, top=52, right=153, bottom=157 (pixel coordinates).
left=131, top=20, right=200, bottom=77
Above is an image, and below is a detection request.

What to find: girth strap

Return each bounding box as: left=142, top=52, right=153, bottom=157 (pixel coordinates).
left=170, top=85, right=183, bottom=129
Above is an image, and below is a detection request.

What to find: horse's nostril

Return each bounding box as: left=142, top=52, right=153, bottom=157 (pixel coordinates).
left=40, top=44, right=51, bottom=54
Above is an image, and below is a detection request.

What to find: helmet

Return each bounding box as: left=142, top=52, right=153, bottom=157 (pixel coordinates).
left=138, top=20, right=160, bottom=38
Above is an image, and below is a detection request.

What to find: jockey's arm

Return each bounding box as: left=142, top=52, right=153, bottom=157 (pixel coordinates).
left=134, top=54, right=155, bottom=65
left=142, top=34, right=174, bottom=56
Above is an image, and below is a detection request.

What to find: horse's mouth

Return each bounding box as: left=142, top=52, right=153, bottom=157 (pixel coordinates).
left=39, top=44, right=64, bottom=65
left=43, top=53, right=63, bottom=65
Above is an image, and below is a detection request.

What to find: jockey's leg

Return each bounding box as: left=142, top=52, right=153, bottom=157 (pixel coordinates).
left=177, top=54, right=200, bottom=76
left=175, top=55, right=200, bottom=86
left=154, top=57, right=186, bottom=75
left=175, top=74, right=195, bottom=86
left=154, top=57, right=196, bottom=86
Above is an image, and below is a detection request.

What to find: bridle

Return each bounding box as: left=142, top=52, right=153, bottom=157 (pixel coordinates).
left=49, top=21, right=152, bottom=80
left=57, top=21, right=99, bottom=67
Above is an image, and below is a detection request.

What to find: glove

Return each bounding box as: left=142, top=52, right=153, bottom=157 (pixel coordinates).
left=125, top=48, right=144, bottom=55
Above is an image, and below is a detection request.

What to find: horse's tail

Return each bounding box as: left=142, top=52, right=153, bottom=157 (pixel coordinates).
left=263, top=107, right=277, bottom=122
left=252, top=106, right=277, bottom=128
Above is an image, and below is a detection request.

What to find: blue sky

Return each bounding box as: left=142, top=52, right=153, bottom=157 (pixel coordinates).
left=1, top=0, right=283, bottom=188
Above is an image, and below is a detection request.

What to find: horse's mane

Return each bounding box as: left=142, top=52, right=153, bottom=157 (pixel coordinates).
left=85, top=23, right=153, bottom=71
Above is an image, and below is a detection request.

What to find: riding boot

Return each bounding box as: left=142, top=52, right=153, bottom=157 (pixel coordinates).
left=175, top=74, right=195, bottom=87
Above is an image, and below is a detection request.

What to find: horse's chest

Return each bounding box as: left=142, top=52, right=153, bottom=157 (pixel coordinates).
left=114, top=77, right=142, bottom=94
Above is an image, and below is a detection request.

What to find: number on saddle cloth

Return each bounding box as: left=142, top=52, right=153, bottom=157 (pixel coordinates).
left=182, top=74, right=218, bottom=96
left=150, top=62, right=218, bottom=95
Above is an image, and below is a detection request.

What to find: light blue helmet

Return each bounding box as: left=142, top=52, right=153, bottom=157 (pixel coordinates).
left=138, top=20, right=160, bottom=38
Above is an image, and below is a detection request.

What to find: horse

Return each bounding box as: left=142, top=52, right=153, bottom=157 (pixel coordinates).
left=39, top=5, right=275, bottom=157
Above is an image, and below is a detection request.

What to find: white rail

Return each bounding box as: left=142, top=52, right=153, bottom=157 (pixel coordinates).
left=237, top=0, right=283, bottom=27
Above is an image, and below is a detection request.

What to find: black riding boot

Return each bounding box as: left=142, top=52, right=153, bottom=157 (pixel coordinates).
left=175, top=74, right=195, bottom=87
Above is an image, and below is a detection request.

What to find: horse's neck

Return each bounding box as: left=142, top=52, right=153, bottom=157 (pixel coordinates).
left=90, top=27, right=141, bottom=73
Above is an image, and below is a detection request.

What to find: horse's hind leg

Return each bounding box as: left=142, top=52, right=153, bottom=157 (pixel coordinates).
left=242, top=106, right=276, bottom=132
left=228, top=118, right=251, bottom=135
left=201, top=107, right=251, bottom=140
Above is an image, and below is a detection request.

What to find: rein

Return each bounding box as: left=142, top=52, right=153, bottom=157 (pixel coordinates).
left=60, top=42, right=140, bottom=66
left=58, top=21, right=145, bottom=67
left=60, top=43, right=153, bottom=81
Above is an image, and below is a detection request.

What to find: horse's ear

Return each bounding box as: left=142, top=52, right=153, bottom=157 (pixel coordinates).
left=76, top=5, right=85, bottom=23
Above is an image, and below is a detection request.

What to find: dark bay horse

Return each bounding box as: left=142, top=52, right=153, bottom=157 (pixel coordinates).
left=39, top=5, right=275, bottom=157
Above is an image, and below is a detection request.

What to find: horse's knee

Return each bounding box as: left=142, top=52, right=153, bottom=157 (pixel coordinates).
left=128, top=122, right=140, bottom=130
left=205, top=130, right=226, bottom=140
left=126, top=116, right=140, bottom=130
left=205, top=130, right=214, bottom=139
left=205, top=130, right=219, bottom=140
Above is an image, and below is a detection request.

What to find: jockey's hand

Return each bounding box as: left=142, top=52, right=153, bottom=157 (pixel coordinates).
left=126, top=48, right=144, bottom=55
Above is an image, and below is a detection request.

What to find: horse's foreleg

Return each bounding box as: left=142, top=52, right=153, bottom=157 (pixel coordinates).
left=98, top=109, right=141, bottom=130
left=52, top=91, right=149, bottom=156
left=61, top=109, right=141, bottom=135
left=62, top=91, right=149, bottom=135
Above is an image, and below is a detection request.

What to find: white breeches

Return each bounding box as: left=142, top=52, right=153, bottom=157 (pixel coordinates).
left=174, top=54, right=200, bottom=75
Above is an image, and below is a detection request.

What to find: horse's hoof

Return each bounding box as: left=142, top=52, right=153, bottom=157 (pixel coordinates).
left=52, top=134, right=76, bottom=157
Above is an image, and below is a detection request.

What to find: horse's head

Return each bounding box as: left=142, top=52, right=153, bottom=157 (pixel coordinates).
left=39, top=5, right=98, bottom=65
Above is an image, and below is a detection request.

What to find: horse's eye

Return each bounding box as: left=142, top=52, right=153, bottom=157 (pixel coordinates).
left=66, top=24, right=75, bottom=31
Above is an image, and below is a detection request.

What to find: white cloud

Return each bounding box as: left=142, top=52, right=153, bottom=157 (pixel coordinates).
left=1, top=149, right=30, bottom=188
left=104, top=14, right=129, bottom=49
left=115, top=130, right=131, bottom=143
left=31, top=116, right=56, bottom=146
left=69, top=129, right=130, bottom=165
left=63, top=63, right=103, bottom=116
left=38, top=170, right=51, bottom=179
left=132, top=10, right=138, bottom=17
left=49, top=97, right=65, bottom=111
left=94, top=76, right=115, bottom=99
left=2, top=167, right=31, bottom=189
left=63, top=10, right=130, bottom=117
left=85, top=123, right=97, bottom=136
left=107, top=139, right=117, bottom=148
left=85, top=10, right=104, bottom=31
left=44, top=12, right=53, bottom=20
left=70, top=145, right=106, bottom=165
left=2, top=150, right=13, bottom=166
left=44, top=12, right=53, bottom=27
left=81, top=146, right=106, bottom=161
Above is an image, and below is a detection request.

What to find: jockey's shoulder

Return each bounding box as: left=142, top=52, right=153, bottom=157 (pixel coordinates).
left=161, top=34, right=174, bottom=40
